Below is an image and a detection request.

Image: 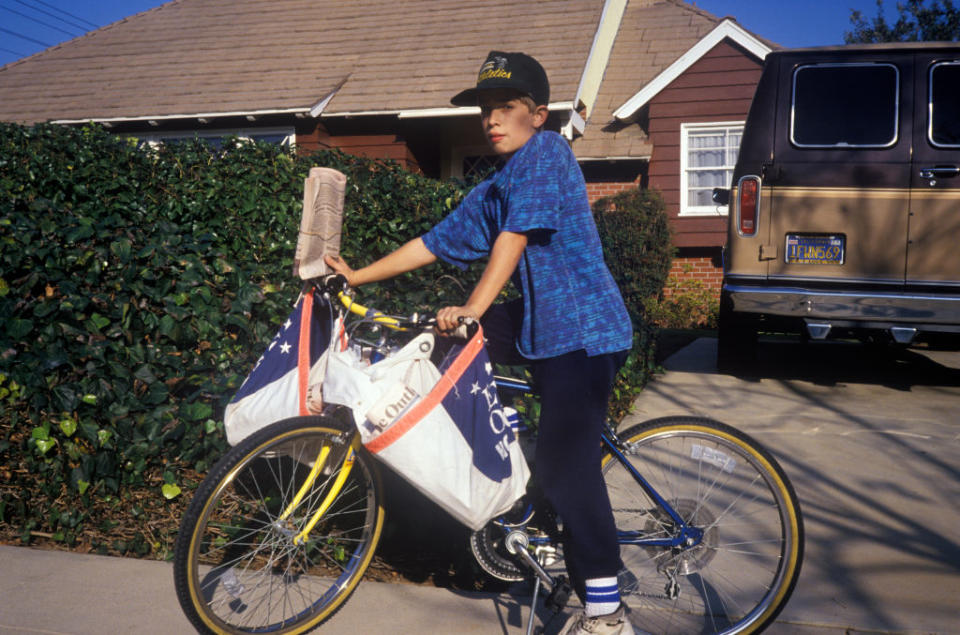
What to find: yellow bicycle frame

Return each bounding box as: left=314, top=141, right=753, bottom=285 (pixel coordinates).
left=274, top=286, right=405, bottom=547
left=275, top=431, right=362, bottom=546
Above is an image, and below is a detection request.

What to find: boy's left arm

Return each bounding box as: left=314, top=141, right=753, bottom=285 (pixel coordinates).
left=435, top=231, right=527, bottom=332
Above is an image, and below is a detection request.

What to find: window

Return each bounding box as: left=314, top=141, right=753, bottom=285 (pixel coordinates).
left=447, top=145, right=503, bottom=180
left=131, top=127, right=295, bottom=149
left=791, top=63, right=899, bottom=148
left=462, top=154, right=502, bottom=180
left=680, top=122, right=743, bottom=216
left=930, top=61, right=960, bottom=147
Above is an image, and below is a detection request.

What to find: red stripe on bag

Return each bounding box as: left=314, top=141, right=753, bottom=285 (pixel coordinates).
left=365, top=327, right=485, bottom=454
left=297, top=291, right=314, bottom=416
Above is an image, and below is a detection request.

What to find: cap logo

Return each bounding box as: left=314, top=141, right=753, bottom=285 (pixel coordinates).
left=478, top=56, right=511, bottom=82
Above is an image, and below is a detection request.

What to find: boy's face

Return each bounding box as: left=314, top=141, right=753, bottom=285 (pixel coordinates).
left=478, top=89, right=548, bottom=157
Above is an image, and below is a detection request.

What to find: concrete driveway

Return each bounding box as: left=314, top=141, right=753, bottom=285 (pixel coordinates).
left=625, top=337, right=960, bottom=634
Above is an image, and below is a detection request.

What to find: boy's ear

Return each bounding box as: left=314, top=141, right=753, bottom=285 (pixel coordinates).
left=533, top=105, right=549, bottom=128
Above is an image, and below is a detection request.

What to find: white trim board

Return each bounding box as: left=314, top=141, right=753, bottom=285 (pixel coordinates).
left=613, top=19, right=772, bottom=122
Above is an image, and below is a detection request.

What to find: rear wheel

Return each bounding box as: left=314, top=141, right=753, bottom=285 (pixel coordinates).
left=604, top=416, right=803, bottom=634
left=173, top=415, right=384, bottom=634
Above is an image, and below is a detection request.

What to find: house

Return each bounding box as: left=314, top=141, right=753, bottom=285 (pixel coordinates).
left=0, top=0, right=774, bottom=296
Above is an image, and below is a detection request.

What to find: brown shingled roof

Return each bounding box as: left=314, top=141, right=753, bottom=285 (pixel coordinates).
left=574, top=0, right=722, bottom=159
left=0, top=0, right=605, bottom=124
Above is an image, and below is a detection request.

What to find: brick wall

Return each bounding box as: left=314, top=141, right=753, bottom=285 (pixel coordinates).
left=585, top=181, right=638, bottom=201
left=665, top=247, right=723, bottom=298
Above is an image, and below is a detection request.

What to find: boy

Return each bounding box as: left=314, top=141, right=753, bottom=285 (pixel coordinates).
left=325, top=51, right=635, bottom=635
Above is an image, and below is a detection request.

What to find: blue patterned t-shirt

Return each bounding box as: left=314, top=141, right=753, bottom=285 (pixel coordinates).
left=422, top=131, right=632, bottom=359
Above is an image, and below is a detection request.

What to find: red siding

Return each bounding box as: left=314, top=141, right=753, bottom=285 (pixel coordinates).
left=647, top=39, right=763, bottom=250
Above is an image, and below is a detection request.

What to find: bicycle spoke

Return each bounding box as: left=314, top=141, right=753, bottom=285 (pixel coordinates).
left=174, top=418, right=384, bottom=634
left=603, top=417, right=803, bottom=634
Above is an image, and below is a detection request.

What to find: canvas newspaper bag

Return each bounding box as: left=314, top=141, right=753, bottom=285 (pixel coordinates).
left=225, top=287, right=530, bottom=531
left=223, top=290, right=341, bottom=446
left=322, top=324, right=531, bottom=531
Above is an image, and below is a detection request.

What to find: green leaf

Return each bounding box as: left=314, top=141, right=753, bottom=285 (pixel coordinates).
left=161, top=483, right=181, bottom=500
left=59, top=416, right=77, bottom=437
left=77, top=480, right=90, bottom=495
left=133, top=365, right=158, bottom=384
left=181, top=401, right=213, bottom=422
left=5, top=318, right=33, bottom=339
left=84, top=313, right=110, bottom=333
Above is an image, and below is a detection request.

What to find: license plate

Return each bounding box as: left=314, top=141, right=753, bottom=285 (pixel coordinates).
left=785, top=234, right=845, bottom=265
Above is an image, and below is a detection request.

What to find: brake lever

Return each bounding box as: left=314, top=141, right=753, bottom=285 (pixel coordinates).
left=448, top=317, right=478, bottom=340
left=321, top=273, right=348, bottom=295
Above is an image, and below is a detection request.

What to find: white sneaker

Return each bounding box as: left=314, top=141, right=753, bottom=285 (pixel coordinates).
left=557, top=604, right=636, bottom=635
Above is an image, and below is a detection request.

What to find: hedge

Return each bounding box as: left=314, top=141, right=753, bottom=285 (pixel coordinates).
left=0, top=122, right=669, bottom=557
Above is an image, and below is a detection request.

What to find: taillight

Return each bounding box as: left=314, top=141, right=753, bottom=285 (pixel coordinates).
left=737, top=176, right=760, bottom=236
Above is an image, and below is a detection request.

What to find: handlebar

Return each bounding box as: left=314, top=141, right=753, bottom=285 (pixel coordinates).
left=317, top=274, right=477, bottom=338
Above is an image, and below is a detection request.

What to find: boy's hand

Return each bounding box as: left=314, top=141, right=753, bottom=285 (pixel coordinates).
left=324, top=254, right=356, bottom=285
left=436, top=305, right=478, bottom=333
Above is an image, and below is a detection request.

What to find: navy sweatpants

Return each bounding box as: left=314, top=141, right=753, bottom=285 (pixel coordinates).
left=481, top=301, right=627, bottom=600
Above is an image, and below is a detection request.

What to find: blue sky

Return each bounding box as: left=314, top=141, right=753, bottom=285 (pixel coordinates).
left=0, top=0, right=896, bottom=68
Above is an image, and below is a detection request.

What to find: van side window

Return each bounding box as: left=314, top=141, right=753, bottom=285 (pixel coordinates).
left=930, top=62, right=960, bottom=147
left=791, top=63, right=899, bottom=148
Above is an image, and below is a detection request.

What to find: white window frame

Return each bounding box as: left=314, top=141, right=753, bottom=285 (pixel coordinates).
left=679, top=121, right=744, bottom=217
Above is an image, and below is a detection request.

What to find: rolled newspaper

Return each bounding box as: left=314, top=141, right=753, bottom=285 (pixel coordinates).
left=293, top=167, right=347, bottom=279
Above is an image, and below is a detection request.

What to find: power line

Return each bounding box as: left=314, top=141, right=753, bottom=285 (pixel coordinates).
left=1, top=45, right=28, bottom=57
left=0, top=25, right=52, bottom=47
left=13, top=0, right=92, bottom=33
left=0, top=5, right=83, bottom=38
left=21, top=0, right=97, bottom=29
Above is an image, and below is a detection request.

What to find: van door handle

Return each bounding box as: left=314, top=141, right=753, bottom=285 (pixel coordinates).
left=919, top=165, right=959, bottom=180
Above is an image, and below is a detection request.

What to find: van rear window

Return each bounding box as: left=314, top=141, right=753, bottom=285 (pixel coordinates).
left=791, top=64, right=898, bottom=148
left=930, top=62, right=960, bottom=147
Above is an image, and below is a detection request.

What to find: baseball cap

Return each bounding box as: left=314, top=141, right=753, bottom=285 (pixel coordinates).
left=451, top=51, right=550, bottom=107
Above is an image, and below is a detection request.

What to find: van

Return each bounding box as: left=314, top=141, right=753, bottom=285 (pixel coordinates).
left=717, top=42, right=960, bottom=369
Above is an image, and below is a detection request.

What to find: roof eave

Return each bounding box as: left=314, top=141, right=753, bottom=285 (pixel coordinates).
left=612, top=19, right=772, bottom=122
left=51, top=106, right=313, bottom=126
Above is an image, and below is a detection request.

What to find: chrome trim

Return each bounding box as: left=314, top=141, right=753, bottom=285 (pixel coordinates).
left=766, top=273, right=902, bottom=285
left=928, top=61, right=960, bottom=148
left=889, top=326, right=918, bottom=344
left=790, top=62, right=900, bottom=149
left=724, top=283, right=960, bottom=324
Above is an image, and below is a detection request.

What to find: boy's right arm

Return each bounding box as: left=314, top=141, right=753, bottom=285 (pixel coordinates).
left=324, top=237, right=437, bottom=287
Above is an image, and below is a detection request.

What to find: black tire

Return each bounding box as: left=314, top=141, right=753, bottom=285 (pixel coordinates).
left=604, top=416, right=804, bottom=634
left=173, top=415, right=385, bottom=634
left=717, top=300, right=758, bottom=373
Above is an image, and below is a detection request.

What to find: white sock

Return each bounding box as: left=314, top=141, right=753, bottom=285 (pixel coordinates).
left=584, top=576, right=620, bottom=617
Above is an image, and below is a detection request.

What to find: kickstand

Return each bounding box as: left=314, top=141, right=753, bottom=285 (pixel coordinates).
left=525, top=575, right=541, bottom=635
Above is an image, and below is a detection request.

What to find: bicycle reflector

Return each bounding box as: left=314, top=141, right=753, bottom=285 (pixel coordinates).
left=737, top=176, right=760, bottom=236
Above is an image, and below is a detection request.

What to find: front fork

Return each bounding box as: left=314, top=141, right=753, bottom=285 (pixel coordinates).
left=274, top=432, right=361, bottom=545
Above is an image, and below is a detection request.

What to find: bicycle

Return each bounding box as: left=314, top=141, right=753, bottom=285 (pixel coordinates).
left=173, top=278, right=804, bottom=634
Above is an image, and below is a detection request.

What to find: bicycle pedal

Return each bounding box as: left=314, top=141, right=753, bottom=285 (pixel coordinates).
left=545, top=575, right=572, bottom=613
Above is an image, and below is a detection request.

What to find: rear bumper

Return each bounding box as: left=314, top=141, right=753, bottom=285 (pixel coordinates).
left=723, top=282, right=960, bottom=327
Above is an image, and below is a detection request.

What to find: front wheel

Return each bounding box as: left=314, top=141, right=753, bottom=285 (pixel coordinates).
left=173, top=415, right=385, bottom=634
left=603, top=416, right=803, bottom=634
